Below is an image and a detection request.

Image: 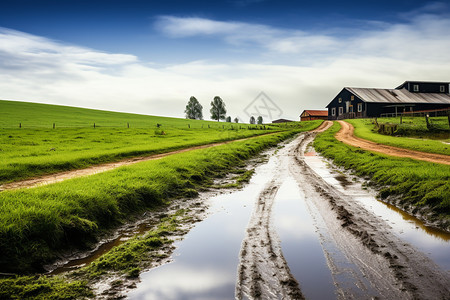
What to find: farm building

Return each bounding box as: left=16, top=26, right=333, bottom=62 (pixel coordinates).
left=326, top=81, right=450, bottom=120
left=300, top=110, right=328, bottom=121
left=272, top=118, right=294, bottom=123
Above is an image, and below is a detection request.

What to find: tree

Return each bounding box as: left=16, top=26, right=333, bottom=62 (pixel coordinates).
left=226, top=116, right=231, bottom=122
left=184, top=96, right=203, bottom=120
left=210, top=96, right=226, bottom=122
left=234, top=117, right=239, bottom=123
left=250, top=116, right=255, bottom=124
left=257, top=116, right=263, bottom=124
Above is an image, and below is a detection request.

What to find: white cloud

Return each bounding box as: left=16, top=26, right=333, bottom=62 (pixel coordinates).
left=0, top=11, right=450, bottom=121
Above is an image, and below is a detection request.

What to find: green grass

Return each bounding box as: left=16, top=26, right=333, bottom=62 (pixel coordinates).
left=315, top=122, right=450, bottom=228
left=0, top=100, right=290, bottom=184
left=0, top=129, right=311, bottom=274
left=0, top=275, right=92, bottom=300
left=347, top=118, right=450, bottom=155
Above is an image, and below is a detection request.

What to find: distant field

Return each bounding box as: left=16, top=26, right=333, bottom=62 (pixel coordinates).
left=0, top=100, right=314, bottom=184
left=0, top=99, right=216, bottom=129
left=347, top=117, right=450, bottom=156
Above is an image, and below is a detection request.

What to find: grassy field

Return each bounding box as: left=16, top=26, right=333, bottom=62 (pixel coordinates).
left=315, top=122, right=450, bottom=228
left=0, top=100, right=292, bottom=184
left=347, top=117, right=450, bottom=155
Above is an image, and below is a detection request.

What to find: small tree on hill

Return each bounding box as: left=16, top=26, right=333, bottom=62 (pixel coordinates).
left=185, top=96, right=203, bottom=120
left=250, top=116, right=255, bottom=124
left=234, top=117, right=239, bottom=123
left=257, top=116, right=263, bottom=124
left=226, top=116, right=231, bottom=122
left=210, top=96, right=227, bottom=122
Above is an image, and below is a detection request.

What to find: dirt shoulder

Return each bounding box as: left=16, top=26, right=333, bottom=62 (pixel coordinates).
left=336, top=120, right=450, bottom=165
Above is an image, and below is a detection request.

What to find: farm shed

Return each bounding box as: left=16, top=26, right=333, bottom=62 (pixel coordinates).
left=326, top=81, right=450, bottom=120
left=300, top=110, right=328, bottom=121
left=272, top=118, right=294, bottom=123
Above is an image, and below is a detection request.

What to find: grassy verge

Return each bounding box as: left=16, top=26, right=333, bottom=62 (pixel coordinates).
left=315, top=122, right=450, bottom=229
left=346, top=118, right=450, bottom=155
left=0, top=210, right=186, bottom=300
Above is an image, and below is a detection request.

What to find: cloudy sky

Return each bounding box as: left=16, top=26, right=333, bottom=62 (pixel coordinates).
left=0, top=0, right=449, bottom=121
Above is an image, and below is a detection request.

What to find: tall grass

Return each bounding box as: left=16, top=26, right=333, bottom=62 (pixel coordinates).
left=0, top=130, right=307, bottom=273
left=347, top=118, right=450, bottom=155
left=314, top=122, right=450, bottom=227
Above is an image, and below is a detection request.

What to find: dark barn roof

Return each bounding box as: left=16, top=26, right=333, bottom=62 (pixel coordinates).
left=327, top=87, right=450, bottom=107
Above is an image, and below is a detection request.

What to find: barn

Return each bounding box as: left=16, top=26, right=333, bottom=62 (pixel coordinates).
left=300, top=110, right=328, bottom=121
left=326, top=81, right=450, bottom=120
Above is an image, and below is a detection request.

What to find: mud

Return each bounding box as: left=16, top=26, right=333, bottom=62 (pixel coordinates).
left=235, top=180, right=304, bottom=300
left=292, top=132, right=450, bottom=299
left=335, top=120, right=450, bottom=165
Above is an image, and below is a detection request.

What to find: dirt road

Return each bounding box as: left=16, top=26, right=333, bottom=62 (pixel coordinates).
left=234, top=130, right=449, bottom=299
left=0, top=133, right=279, bottom=191
left=335, top=120, right=450, bottom=165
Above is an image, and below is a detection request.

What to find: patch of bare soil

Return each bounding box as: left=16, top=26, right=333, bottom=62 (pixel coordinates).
left=292, top=132, right=450, bottom=299
left=0, top=133, right=277, bottom=191
left=235, top=179, right=304, bottom=300
left=335, top=120, right=450, bottom=165
left=312, top=120, right=333, bottom=133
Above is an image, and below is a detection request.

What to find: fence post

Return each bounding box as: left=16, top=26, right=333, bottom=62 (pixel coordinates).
left=53, top=123, right=55, bottom=129
left=127, top=122, right=129, bottom=128
left=448, top=111, right=450, bottom=128
left=94, top=123, right=96, bottom=129
left=19, top=123, right=21, bottom=128
left=188, top=124, right=190, bottom=128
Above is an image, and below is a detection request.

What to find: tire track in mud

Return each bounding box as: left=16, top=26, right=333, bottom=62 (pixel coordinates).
left=234, top=124, right=331, bottom=300
left=235, top=178, right=304, bottom=300
left=291, top=132, right=450, bottom=299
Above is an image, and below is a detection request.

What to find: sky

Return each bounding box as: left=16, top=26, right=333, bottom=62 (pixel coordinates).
left=0, top=0, right=449, bottom=121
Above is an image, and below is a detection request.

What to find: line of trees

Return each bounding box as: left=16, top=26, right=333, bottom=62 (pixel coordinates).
left=185, top=96, right=264, bottom=124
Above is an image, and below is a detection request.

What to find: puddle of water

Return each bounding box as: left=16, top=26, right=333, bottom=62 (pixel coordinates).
left=129, top=193, right=252, bottom=300
left=129, top=153, right=279, bottom=300
left=305, top=154, right=450, bottom=271
left=49, top=217, right=158, bottom=275
left=273, top=176, right=336, bottom=299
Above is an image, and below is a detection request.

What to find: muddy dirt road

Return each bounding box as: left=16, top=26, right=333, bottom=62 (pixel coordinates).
left=130, top=129, right=449, bottom=300
left=336, top=120, right=450, bottom=165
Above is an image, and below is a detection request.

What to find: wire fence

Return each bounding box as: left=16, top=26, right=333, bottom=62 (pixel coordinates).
left=1, top=121, right=275, bottom=130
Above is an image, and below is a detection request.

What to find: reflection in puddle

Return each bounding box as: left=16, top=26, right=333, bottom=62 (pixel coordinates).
left=129, top=154, right=279, bottom=299
left=274, top=177, right=336, bottom=299
left=305, top=154, right=450, bottom=271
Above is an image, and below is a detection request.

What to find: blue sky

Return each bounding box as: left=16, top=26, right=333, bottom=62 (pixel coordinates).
left=0, top=0, right=449, bottom=121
